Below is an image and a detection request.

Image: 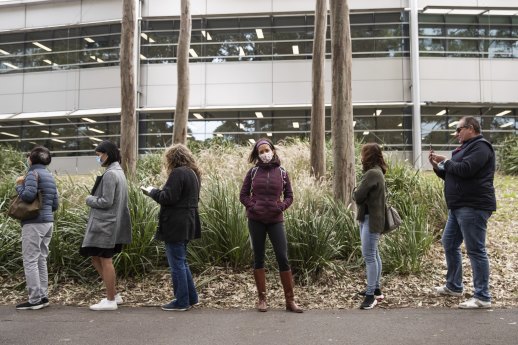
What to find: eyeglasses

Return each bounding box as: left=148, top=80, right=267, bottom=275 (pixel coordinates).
left=455, top=125, right=470, bottom=133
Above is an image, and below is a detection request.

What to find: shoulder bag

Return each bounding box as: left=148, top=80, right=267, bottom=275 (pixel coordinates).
left=8, top=171, right=42, bottom=221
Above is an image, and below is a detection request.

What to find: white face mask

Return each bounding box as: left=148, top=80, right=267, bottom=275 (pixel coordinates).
left=96, top=156, right=104, bottom=165
left=259, top=151, right=273, bottom=163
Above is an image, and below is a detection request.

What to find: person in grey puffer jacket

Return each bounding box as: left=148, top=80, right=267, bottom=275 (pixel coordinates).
left=239, top=138, right=302, bottom=313
left=15, top=146, right=59, bottom=310
left=80, top=140, right=132, bottom=311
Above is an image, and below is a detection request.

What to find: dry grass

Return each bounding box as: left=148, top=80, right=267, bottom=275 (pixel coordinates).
left=1, top=149, right=517, bottom=310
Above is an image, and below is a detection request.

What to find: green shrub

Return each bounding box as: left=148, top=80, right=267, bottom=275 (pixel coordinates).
left=497, top=135, right=518, bottom=175
left=0, top=141, right=447, bottom=282
left=192, top=177, right=252, bottom=270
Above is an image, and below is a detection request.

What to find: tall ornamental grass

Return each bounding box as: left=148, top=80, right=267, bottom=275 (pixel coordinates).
left=497, top=135, right=518, bottom=175
left=0, top=141, right=447, bottom=282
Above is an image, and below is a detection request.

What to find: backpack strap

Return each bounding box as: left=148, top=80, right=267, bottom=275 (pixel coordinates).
left=250, top=167, right=259, bottom=196
left=279, top=166, right=287, bottom=187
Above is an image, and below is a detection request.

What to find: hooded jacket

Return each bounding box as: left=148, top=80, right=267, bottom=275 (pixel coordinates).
left=434, top=135, right=496, bottom=211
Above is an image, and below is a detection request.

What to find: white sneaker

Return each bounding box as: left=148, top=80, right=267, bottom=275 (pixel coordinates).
left=89, top=298, right=118, bottom=311
left=459, top=297, right=491, bottom=309
left=115, top=293, right=123, bottom=305
left=435, top=286, right=463, bottom=297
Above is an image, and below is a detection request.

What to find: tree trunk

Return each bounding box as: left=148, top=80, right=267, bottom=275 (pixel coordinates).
left=330, top=0, right=355, bottom=206
left=119, top=0, right=137, bottom=177
left=310, top=0, right=327, bottom=179
left=173, top=0, right=191, bottom=144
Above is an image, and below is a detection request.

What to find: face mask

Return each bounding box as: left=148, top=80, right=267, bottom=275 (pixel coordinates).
left=259, top=151, right=273, bottom=163
left=96, top=156, right=104, bottom=165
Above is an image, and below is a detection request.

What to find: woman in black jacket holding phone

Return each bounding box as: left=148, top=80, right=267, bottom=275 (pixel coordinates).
left=143, top=144, right=201, bottom=311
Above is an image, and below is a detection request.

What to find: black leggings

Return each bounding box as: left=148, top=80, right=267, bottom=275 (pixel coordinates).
left=248, top=219, right=290, bottom=272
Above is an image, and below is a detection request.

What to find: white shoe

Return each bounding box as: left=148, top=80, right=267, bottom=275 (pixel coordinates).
left=435, top=286, right=463, bottom=297
left=459, top=297, right=491, bottom=309
left=115, top=293, right=123, bottom=305
left=89, top=298, right=118, bottom=311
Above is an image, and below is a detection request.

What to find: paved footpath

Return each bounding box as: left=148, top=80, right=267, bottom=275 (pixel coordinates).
left=0, top=306, right=517, bottom=345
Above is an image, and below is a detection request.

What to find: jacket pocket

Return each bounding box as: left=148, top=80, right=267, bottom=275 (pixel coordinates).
left=91, top=216, right=116, bottom=237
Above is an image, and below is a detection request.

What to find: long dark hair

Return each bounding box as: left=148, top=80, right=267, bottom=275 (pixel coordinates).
left=248, top=138, right=279, bottom=164
left=361, top=143, right=387, bottom=174
left=95, top=140, right=121, bottom=166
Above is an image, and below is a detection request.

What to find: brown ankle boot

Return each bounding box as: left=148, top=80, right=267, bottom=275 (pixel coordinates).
left=253, top=268, right=267, bottom=312
left=279, top=270, right=303, bottom=313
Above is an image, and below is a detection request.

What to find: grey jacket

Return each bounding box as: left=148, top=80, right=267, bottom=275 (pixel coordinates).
left=15, top=164, right=59, bottom=225
left=82, top=162, right=132, bottom=248
left=352, top=165, right=386, bottom=233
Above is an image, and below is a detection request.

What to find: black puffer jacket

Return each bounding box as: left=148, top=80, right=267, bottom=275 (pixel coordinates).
left=434, top=135, right=496, bottom=211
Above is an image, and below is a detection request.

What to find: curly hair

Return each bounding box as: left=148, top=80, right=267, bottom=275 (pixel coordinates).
left=162, top=144, right=201, bottom=181
left=361, top=143, right=387, bottom=174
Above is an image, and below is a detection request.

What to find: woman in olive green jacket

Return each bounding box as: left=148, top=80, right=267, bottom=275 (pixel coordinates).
left=353, top=143, right=387, bottom=310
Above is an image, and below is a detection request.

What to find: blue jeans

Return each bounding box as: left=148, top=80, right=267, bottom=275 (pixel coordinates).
left=165, top=241, right=198, bottom=308
left=442, top=207, right=492, bottom=302
left=360, top=216, right=382, bottom=295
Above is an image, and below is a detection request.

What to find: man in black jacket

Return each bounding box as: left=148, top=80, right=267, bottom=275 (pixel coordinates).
left=429, top=116, right=496, bottom=309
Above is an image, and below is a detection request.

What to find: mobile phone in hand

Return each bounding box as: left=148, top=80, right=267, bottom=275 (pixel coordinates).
left=140, top=186, right=154, bottom=195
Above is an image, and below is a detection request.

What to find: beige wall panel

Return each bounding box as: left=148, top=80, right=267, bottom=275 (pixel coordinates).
left=206, top=62, right=272, bottom=84
left=79, top=67, right=120, bottom=89
left=421, top=80, right=480, bottom=102
left=205, top=83, right=272, bottom=106
left=79, top=88, right=120, bottom=109
left=0, top=6, right=25, bottom=31
left=0, top=94, right=23, bottom=113
left=81, top=0, right=121, bottom=23
left=0, top=74, right=23, bottom=95
left=352, top=80, right=406, bottom=103
left=23, top=90, right=76, bottom=112
left=23, top=70, right=79, bottom=93
left=26, top=1, right=81, bottom=28
left=273, top=82, right=311, bottom=105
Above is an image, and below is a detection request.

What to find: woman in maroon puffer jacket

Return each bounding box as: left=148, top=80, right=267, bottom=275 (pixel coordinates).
left=239, top=138, right=303, bottom=313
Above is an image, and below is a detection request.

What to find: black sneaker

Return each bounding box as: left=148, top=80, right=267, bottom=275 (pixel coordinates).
left=358, top=289, right=384, bottom=301
left=41, top=297, right=49, bottom=308
left=360, top=295, right=378, bottom=310
left=16, top=300, right=45, bottom=310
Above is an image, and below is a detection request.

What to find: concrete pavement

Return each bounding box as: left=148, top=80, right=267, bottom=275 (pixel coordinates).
left=1, top=305, right=517, bottom=345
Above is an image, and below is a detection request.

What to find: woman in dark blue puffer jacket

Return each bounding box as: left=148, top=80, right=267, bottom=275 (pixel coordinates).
left=240, top=138, right=302, bottom=313
left=14, top=146, right=59, bottom=310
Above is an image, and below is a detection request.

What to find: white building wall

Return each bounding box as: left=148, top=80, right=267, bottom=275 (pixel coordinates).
left=0, top=0, right=121, bottom=31
left=144, top=0, right=408, bottom=17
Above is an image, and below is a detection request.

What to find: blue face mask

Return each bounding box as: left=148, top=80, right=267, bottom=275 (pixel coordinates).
left=96, top=156, right=104, bottom=165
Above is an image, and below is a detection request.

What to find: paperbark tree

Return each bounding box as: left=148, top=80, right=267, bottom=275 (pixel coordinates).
left=119, top=0, right=137, bottom=176
left=173, top=0, right=191, bottom=144
left=310, top=0, right=327, bottom=179
left=330, top=0, right=355, bottom=205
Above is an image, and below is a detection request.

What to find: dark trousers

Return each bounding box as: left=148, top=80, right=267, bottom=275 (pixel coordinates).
left=248, top=219, right=290, bottom=271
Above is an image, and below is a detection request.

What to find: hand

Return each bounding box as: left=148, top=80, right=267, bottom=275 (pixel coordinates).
left=140, top=186, right=154, bottom=196
left=15, top=176, right=25, bottom=185
left=428, top=150, right=439, bottom=168
left=430, top=153, right=446, bottom=165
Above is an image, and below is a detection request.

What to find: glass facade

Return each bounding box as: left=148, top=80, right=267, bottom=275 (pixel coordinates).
left=0, top=23, right=121, bottom=73
left=0, top=11, right=517, bottom=157
left=419, top=14, right=518, bottom=58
